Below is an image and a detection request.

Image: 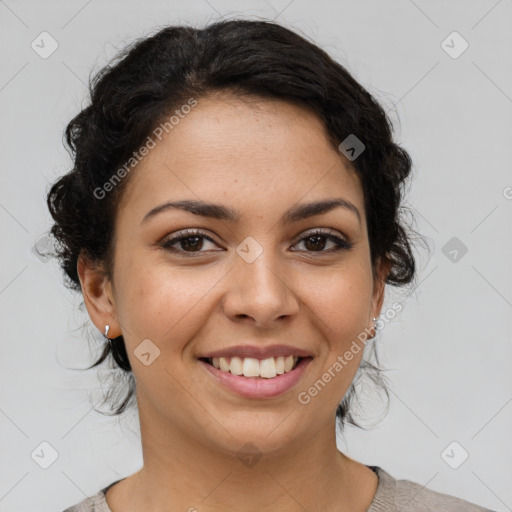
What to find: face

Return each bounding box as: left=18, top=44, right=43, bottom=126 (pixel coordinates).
left=79, top=93, right=387, bottom=455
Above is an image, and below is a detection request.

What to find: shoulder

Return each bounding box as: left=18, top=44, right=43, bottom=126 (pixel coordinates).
left=62, top=485, right=113, bottom=512
left=368, top=466, right=496, bottom=512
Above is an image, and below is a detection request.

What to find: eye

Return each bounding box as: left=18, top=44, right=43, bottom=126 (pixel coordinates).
left=159, top=228, right=353, bottom=257
left=291, top=229, right=353, bottom=253
left=159, top=229, right=221, bottom=255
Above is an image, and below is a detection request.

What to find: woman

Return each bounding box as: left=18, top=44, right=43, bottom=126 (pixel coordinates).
left=48, top=19, right=494, bottom=512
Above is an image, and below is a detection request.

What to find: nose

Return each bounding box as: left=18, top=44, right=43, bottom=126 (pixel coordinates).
left=222, top=251, right=300, bottom=329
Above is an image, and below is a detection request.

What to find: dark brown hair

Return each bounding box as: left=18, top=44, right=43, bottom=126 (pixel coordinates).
left=46, top=19, right=424, bottom=430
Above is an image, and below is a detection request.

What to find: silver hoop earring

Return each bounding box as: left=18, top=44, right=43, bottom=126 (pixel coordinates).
left=103, top=324, right=113, bottom=347
left=372, top=316, right=379, bottom=337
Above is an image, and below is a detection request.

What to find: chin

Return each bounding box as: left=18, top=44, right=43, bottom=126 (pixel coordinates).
left=203, top=413, right=311, bottom=459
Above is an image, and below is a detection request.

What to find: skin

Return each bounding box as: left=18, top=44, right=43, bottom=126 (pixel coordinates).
left=78, top=93, right=390, bottom=512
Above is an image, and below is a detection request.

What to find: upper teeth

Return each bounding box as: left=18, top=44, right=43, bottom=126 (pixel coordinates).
left=210, top=356, right=299, bottom=378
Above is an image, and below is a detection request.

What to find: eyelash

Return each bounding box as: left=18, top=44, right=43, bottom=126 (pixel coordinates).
left=159, top=228, right=353, bottom=256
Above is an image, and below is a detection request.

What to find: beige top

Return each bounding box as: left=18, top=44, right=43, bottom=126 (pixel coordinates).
left=62, top=466, right=495, bottom=511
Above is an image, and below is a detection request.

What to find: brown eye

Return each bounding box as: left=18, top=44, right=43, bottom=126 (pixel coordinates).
left=160, top=229, right=220, bottom=255
left=175, top=236, right=204, bottom=252
left=292, top=229, right=353, bottom=253
left=303, top=234, right=327, bottom=251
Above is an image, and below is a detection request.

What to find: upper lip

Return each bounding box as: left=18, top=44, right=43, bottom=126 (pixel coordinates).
left=199, top=344, right=313, bottom=360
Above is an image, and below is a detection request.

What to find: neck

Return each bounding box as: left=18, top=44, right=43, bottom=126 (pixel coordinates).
left=108, top=401, right=378, bottom=512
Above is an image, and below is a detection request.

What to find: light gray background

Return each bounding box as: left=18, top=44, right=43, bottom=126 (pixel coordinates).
left=1, top=1, right=511, bottom=511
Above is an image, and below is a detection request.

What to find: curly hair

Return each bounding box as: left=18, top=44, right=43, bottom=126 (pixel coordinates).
left=46, top=18, right=425, bottom=429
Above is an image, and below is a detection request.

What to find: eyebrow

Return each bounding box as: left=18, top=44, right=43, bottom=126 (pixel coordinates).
left=141, top=198, right=361, bottom=225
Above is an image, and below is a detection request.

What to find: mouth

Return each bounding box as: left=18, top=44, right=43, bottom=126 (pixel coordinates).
left=199, top=355, right=308, bottom=379
left=198, top=354, right=314, bottom=399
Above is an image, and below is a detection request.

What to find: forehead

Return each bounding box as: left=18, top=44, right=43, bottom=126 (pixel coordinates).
left=117, top=94, right=365, bottom=224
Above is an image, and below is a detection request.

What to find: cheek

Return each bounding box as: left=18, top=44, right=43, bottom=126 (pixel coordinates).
left=306, top=267, right=373, bottom=398
left=292, top=269, right=373, bottom=413
left=114, top=259, right=226, bottom=348
left=307, top=265, right=373, bottom=344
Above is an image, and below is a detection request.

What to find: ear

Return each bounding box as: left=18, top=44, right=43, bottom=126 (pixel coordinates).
left=77, top=252, right=122, bottom=339
left=370, top=256, right=391, bottom=321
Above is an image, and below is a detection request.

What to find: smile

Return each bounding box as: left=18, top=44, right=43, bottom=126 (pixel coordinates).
left=198, top=356, right=313, bottom=399
left=200, top=355, right=301, bottom=379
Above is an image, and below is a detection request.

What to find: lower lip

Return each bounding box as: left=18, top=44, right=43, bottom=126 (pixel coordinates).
left=199, top=358, right=312, bottom=399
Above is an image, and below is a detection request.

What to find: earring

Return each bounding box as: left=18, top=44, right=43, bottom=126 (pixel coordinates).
left=103, top=324, right=113, bottom=347
left=372, top=316, right=379, bottom=338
